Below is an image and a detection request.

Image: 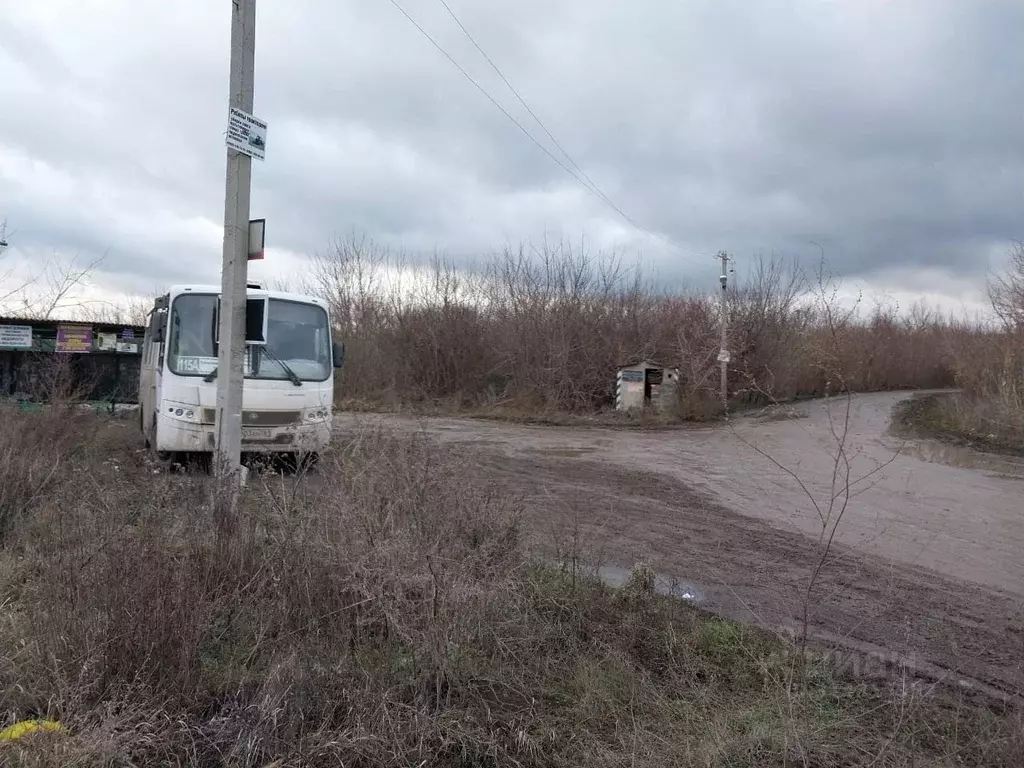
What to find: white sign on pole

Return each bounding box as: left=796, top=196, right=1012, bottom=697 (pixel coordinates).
left=247, top=218, right=265, bottom=260
left=0, top=325, right=33, bottom=348
left=226, top=107, right=267, bottom=161
left=717, top=349, right=731, bottom=363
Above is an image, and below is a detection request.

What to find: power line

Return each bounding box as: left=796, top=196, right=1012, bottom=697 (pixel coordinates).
left=386, top=0, right=597, bottom=196
left=387, top=0, right=705, bottom=259
left=435, top=0, right=602, bottom=196
left=434, top=0, right=685, bottom=255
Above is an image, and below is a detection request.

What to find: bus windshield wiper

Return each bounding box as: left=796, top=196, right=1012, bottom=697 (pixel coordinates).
left=261, top=347, right=302, bottom=387
left=201, top=351, right=301, bottom=387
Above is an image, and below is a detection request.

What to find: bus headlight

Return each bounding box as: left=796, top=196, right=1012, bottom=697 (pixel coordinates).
left=165, top=403, right=199, bottom=421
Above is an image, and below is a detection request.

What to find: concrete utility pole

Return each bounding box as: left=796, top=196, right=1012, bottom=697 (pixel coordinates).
left=717, top=251, right=731, bottom=410
left=215, top=0, right=256, bottom=488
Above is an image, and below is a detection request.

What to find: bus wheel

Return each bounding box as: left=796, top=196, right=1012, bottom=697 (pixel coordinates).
left=148, top=415, right=166, bottom=458
left=176, top=452, right=211, bottom=474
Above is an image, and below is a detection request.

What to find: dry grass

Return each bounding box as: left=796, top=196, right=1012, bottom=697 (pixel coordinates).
left=0, top=403, right=96, bottom=544
left=886, top=247, right=1024, bottom=454
left=0, top=411, right=1021, bottom=766
left=894, top=391, right=1024, bottom=456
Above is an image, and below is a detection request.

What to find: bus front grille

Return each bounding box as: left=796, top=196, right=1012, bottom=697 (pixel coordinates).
left=244, top=410, right=302, bottom=427
left=199, top=409, right=302, bottom=427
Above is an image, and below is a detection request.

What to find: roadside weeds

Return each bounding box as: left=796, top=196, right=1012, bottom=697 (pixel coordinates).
left=0, top=411, right=1020, bottom=766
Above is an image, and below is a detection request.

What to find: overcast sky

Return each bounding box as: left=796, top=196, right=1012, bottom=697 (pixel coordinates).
left=1, top=0, right=1021, bottom=311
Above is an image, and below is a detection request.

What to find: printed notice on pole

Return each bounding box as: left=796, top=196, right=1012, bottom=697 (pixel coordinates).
left=226, top=107, right=267, bottom=161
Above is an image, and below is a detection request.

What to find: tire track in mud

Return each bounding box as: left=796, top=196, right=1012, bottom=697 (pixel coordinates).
left=467, top=451, right=1024, bottom=701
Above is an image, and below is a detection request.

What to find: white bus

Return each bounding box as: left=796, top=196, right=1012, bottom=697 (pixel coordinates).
left=139, top=284, right=343, bottom=465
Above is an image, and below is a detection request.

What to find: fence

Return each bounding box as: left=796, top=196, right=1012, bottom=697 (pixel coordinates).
left=0, top=318, right=145, bottom=405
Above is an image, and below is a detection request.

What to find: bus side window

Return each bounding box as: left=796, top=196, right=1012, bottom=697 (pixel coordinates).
left=146, top=309, right=167, bottom=369
left=142, top=318, right=152, bottom=364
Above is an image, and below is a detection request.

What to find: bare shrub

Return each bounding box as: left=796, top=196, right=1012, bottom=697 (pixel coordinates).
left=936, top=245, right=1024, bottom=449
left=11, top=352, right=93, bottom=404
left=943, top=327, right=1024, bottom=448
left=310, top=238, right=962, bottom=418
left=0, top=357, right=95, bottom=543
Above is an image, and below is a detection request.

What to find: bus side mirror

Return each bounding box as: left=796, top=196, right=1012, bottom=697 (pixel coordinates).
left=332, top=342, right=345, bottom=369
left=149, top=312, right=165, bottom=343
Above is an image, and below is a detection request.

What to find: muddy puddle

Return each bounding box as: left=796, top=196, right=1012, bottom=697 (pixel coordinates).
left=597, top=565, right=704, bottom=602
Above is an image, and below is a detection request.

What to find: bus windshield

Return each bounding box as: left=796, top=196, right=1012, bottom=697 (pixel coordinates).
left=168, top=294, right=331, bottom=382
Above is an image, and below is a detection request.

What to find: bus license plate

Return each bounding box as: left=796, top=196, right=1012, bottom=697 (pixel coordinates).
left=242, top=427, right=273, bottom=441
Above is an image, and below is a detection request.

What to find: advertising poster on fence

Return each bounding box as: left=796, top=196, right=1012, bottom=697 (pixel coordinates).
left=0, top=325, right=33, bottom=349
left=56, top=324, right=93, bottom=353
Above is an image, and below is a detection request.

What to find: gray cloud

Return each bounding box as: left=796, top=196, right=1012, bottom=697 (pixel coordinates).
left=1, top=0, right=1021, bottom=308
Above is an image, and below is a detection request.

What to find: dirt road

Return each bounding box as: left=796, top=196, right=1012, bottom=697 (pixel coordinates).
left=336, top=392, right=1024, bottom=698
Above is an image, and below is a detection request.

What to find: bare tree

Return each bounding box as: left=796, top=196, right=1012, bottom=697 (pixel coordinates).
left=989, top=241, right=1024, bottom=332
left=730, top=254, right=810, bottom=403
left=0, top=224, right=104, bottom=319
left=304, top=233, right=391, bottom=337
left=731, top=267, right=906, bottom=680
left=77, top=296, right=154, bottom=326
left=737, top=392, right=901, bottom=662
left=28, top=252, right=106, bottom=320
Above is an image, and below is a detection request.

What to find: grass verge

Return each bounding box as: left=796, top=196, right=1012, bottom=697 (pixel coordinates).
left=0, top=410, right=1020, bottom=766
left=892, top=392, right=1024, bottom=457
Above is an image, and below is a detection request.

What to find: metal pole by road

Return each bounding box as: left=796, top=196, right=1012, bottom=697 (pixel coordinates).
left=717, top=251, right=730, bottom=410
left=215, top=0, right=256, bottom=490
